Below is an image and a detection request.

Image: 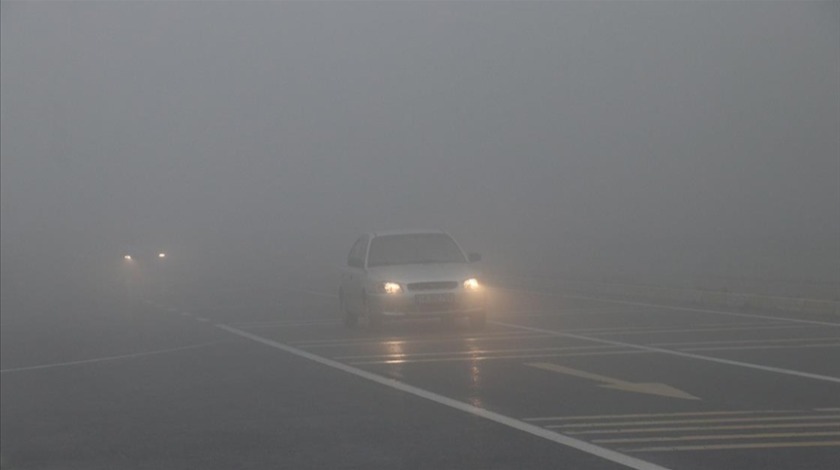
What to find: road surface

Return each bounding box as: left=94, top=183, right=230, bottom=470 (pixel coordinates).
left=2, top=275, right=839, bottom=469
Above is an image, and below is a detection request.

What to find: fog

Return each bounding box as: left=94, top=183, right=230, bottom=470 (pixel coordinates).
left=2, top=1, right=839, bottom=303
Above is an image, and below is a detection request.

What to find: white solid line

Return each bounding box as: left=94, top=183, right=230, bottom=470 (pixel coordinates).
left=651, top=336, right=840, bottom=348
left=621, top=440, right=840, bottom=452
left=594, top=431, right=840, bottom=444
left=590, top=324, right=811, bottom=337
left=547, top=414, right=840, bottom=429
left=680, top=343, right=840, bottom=353
left=491, top=321, right=840, bottom=384
left=566, top=421, right=840, bottom=435
left=215, top=323, right=671, bottom=470
left=0, top=341, right=224, bottom=374
left=501, top=287, right=840, bottom=327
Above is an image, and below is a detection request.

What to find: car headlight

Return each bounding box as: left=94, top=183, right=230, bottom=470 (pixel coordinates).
left=463, top=278, right=480, bottom=290
left=381, top=282, right=402, bottom=294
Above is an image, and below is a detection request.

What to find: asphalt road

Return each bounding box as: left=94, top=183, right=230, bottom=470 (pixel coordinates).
left=2, top=276, right=839, bottom=469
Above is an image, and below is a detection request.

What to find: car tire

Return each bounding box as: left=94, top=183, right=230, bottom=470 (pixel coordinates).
left=469, top=311, right=487, bottom=330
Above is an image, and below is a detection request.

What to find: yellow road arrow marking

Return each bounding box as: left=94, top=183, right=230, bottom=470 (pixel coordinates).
left=528, top=362, right=700, bottom=400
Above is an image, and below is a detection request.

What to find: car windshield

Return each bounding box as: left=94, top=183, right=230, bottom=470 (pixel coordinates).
left=367, top=234, right=466, bottom=267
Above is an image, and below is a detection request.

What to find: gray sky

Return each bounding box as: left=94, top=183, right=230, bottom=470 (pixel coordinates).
left=2, top=1, right=838, bottom=292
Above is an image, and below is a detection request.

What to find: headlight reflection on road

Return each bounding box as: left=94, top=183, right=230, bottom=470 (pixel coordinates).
left=383, top=340, right=406, bottom=362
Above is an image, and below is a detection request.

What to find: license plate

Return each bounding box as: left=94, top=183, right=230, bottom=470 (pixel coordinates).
left=415, top=293, right=455, bottom=304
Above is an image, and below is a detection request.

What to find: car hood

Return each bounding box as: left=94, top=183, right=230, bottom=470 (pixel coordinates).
left=367, top=263, right=478, bottom=284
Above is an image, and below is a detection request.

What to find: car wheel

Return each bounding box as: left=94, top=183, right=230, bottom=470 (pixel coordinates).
left=469, top=311, right=487, bottom=330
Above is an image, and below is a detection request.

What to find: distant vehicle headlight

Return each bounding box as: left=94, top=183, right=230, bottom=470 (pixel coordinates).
left=124, top=255, right=133, bottom=261
left=381, top=282, right=402, bottom=294
left=158, top=252, right=166, bottom=258
left=463, top=278, right=480, bottom=290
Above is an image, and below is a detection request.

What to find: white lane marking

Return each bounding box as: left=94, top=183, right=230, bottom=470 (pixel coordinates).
left=491, top=321, right=840, bottom=384
left=215, top=323, right=671, bottom=470
left=180, top=311, right=191, bottom=317
left=547, top=414, right=840, bottom=429
left=588, top=324, right=813, bottom=337
left=566, top=421, right=840, bottom=435
left=555, top=322, right=780, bottom=335
left=680, top=343, right=840, bottom=353
left=594, top=431, right=840, bottom=444
left=196, top=317, right=210, bottom=323
left=0, top=341, right=225, bottom=374
left=651, top=336, right=840, bottom=347
left=500, top=287, right=840, bottom=327
left=621, top=440, right=840, bottom=452
left=525, top=409, right=807, bottom=422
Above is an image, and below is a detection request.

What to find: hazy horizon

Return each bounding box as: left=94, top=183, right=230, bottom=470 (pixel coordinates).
left=2, top=1, right=838, bottom=300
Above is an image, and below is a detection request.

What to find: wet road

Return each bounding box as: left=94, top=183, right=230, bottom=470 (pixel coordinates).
left=2, top=279, right=839, bottom=469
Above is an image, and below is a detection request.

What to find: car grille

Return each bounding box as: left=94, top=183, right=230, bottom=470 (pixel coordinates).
left=407, top=281, right=459, bottom=291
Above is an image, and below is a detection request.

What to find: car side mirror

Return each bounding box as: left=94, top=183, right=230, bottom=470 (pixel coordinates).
left=468, top=253, right=481, bottom=263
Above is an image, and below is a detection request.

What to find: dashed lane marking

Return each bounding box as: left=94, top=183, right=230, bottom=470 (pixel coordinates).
left=492, top=321, right=840, bottom=384
left=215, top=323, right=672, bottom=470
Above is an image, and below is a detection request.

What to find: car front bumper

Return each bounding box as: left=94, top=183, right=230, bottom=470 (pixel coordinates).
left=368, top=291, right=485, bottom=317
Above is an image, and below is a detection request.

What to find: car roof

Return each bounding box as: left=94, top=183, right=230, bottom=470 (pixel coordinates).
left=370, top=229, right=446, bottom=238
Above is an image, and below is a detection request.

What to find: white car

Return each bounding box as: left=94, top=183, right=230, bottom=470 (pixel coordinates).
left=339, top=230, right=486, bottom=329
